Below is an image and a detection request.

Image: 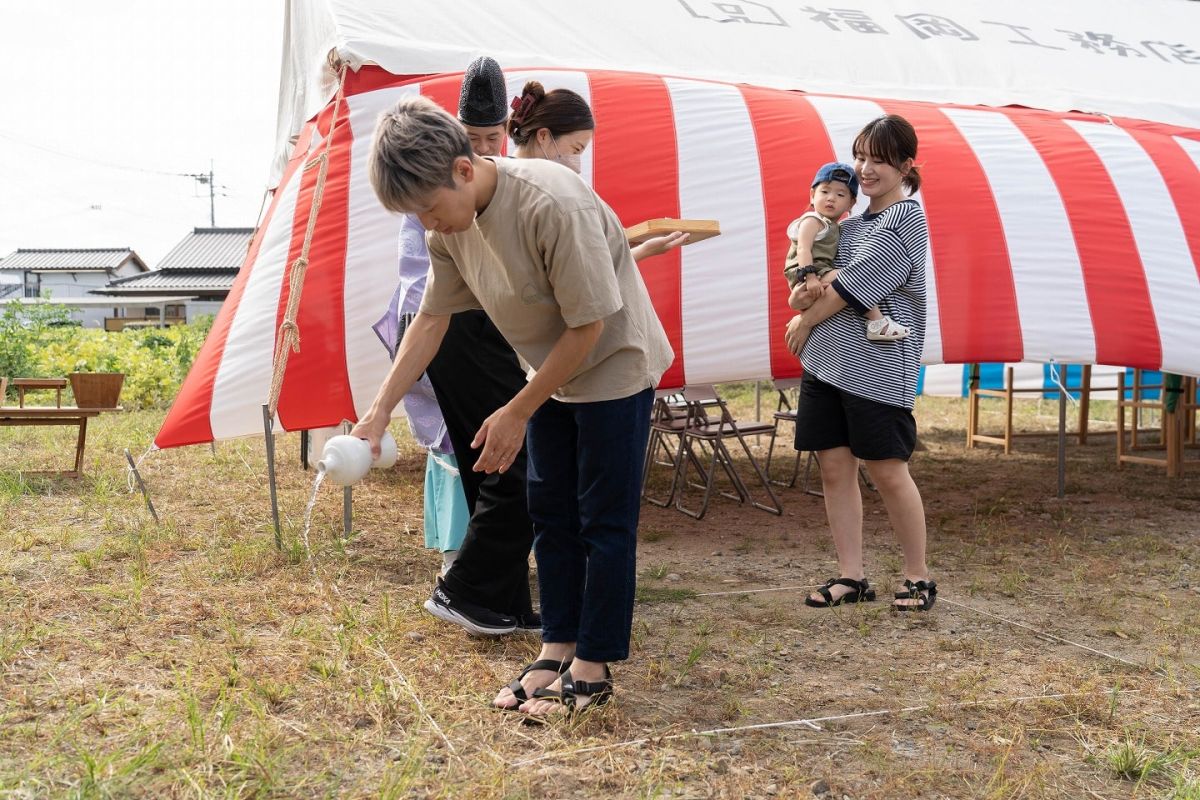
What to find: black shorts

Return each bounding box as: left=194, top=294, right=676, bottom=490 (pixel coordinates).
left=793, top=372, right=917, bottom=462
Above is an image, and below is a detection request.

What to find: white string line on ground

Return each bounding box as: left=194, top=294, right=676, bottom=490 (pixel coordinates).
left=694, top=584, right=817, bottom=597
left=687, top=583, right=1156, bottom=677
left=936, top=597, right=1145, bottom=672
left=371, top=644, right=461, bottom=764
left=509, top=688, right=1143, bottom=768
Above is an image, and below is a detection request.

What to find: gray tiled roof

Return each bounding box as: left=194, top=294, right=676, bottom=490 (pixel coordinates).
left=102, top=271, right=236, bottom=293
left=0, top=248, right=146, bottom=272
left=157, top=228, right=254, bottom=271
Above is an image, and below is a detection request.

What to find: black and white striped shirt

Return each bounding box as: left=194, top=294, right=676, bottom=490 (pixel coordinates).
left=800, top=199, right=928, bottom=410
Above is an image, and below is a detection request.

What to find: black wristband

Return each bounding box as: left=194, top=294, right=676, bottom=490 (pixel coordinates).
left=798, top=265, right=820, bottom=281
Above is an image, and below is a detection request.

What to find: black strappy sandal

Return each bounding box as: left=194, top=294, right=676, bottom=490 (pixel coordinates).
left=805, top=577, right=876, bottom=608
left=496, top=658, right=572, bottom=712
left=893, top=579, right=937, bottom=612
left=528, top=666, right=613, bottom=718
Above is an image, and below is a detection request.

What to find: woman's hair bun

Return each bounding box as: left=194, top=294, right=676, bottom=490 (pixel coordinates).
left=507, top=81, right=594, bottom=146
left=520, top=80, right=546, bottom=102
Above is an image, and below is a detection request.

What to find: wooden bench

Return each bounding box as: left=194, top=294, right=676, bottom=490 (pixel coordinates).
left=966, top=364, right=1116, bottom=454
left=0, top=406, right=111, bottom=479
left=10, top=377, right=68, bottom=408
left=1116, top=370, right=1198, bottom=477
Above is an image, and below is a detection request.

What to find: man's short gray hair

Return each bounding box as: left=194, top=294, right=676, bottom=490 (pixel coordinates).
left=369, top=96, right=472, bottom=213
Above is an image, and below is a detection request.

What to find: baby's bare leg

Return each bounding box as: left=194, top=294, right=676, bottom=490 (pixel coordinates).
left=866, top=305, right=883, bottom=321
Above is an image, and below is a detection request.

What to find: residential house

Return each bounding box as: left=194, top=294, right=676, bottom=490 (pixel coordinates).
left=0, top=248, right=149, bottom=327
left=99, top=227, right=252, bottom=326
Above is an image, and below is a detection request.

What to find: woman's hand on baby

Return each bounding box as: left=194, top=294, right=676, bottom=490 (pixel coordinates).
left=785, top=314, right=813, bottom=357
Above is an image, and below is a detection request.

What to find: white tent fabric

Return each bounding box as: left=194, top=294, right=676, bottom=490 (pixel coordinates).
left=152, top=4, right=1200, bottom=448
left=155, top=66, right=1200, bottom=448
left=273, top=0, right=1200, bottom=183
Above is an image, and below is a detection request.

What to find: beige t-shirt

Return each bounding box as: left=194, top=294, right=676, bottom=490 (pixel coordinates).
left=419, top=157, right=674, bottom=403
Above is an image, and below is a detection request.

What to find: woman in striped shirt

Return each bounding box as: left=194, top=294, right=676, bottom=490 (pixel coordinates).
left=784, top=114, right=936, bottom=612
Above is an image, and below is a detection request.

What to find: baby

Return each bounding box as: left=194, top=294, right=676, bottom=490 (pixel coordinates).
left=784, top=161, right=909, bottom=342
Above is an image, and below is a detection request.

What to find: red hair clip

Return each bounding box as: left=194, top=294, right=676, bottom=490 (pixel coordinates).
left=510, top=93, right=535, bottom=125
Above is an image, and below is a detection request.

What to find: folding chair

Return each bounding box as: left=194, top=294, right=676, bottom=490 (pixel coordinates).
left=800, top=452, right=878, bottom=497
left=641, top=391, right=705, bottom=507
left=764, top=378, right=876, bottom=498
left=764, top=379, right=802, bottom=488
left=673, top=385, right=784, bottom=519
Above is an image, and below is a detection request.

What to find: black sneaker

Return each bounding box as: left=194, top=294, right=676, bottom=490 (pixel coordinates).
left=514, top=612, right=542, bottom=633
left=423, top=583, right=517, bottom=636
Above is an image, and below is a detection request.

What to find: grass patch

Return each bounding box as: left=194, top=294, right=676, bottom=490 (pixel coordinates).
left=0, top=396, right=1198, bottom=797
left=1098, top=735, right=1200, bottom=791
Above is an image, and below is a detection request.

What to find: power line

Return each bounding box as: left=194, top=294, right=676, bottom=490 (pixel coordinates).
left=0, top=129, right=232, bottom=225
left=0, top=129, right=213, bottom=180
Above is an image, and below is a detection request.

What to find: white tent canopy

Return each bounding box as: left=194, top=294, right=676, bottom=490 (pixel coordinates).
left=275, top=0, right=1200, bottom=182
left=153, top=3, right=1200, bottom=448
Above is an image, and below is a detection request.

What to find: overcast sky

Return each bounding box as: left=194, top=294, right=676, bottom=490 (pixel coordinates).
left=0, top=2, right=285, bottom=264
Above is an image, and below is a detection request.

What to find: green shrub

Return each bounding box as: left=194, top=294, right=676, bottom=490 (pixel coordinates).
left=0, top=301, right=73, bottom=380
left=1, top=301, right=215, bottom=410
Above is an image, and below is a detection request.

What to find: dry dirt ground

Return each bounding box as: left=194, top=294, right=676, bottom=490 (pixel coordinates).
left=0, top=391, right=1198, bottom=798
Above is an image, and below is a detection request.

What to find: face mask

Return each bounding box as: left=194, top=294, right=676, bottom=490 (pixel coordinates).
left=557, top=152, right=582, bottom=174
left=539, top=137, right=583, bottom=174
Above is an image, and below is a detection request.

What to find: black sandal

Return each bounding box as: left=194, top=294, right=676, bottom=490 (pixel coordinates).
left=528, top=666, right=613, bottom=718
left=496, top=658, right=572, bottom=711
left=893, top=579, right=937, bottom=612
left=805, top=577, right=876, bottom=608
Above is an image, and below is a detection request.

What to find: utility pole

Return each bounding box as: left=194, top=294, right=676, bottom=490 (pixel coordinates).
left=187, top=161, right=217, bottom=227
left=207, top=159, right=215, bottom=227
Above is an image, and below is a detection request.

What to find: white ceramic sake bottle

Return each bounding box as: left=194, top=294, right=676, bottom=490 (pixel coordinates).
left=373, top=431, right=399, bottom=469
left=318, top=431, right=398, bottom=486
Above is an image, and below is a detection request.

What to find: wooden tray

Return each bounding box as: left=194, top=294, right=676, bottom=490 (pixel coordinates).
left=625, top=218, right=721, bottom=245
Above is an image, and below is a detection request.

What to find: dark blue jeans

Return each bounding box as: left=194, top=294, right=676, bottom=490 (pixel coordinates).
left=525, top=387, right=654, bottom=663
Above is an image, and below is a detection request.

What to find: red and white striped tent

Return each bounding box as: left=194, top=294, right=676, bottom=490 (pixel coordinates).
left=154, top=0, right=1200, bottom=449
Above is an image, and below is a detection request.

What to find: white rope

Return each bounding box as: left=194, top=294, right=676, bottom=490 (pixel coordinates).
left=939, top=597, right=1147, bottom=672
left=687, top=583, right=1179, bottom=681
left=1047, top=359, right=1079, bottom=408
left=695, top=584, right=817, bottom=598
left=235, top=448, right=257, bottom=479
left=1082, top=110, right=1117, bottom=126
left=428, top=451, right=460, bottom=476
left=509, top=688, right=1142, bottom=768
left=124, top=444, right=155, bottom=493
left=370, top=644, right=461, bottom=765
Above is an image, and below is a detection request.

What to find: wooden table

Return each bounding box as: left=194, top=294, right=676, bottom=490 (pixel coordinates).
left=0, top=406, right=111, bottom=478
left=10, top=378, right=69, bottom=408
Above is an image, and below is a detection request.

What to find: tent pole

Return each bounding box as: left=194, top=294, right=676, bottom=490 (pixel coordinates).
left=124, top=448, right=159, bottom=523
left=263, top=404, right=282, bottom=549
left=341, top=420, right=352, bottom=539
left=1057, top=387, right=1067, bottom=498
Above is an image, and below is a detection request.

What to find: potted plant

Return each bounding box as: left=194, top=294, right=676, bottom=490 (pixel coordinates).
left=69, top=372, right=124, bottom=409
